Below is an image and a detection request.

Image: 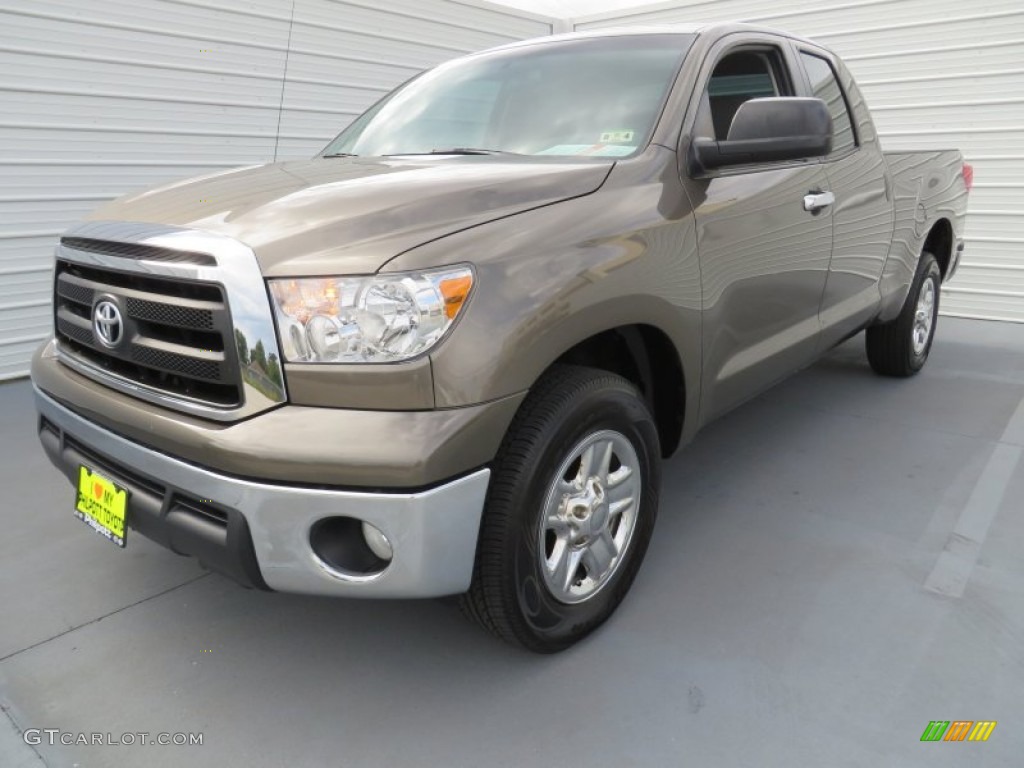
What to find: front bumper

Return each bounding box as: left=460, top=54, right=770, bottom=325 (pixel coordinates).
left=32, top=340, right=522, bottom=487
left=36, top=388, right=491, bottom=598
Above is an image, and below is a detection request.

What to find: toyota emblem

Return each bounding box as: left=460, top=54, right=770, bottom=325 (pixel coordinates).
left=93, top=300, right=124, bottom=348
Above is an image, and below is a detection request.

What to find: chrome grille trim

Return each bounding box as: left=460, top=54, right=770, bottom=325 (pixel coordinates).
left=53, top=221, right=287, bottom=421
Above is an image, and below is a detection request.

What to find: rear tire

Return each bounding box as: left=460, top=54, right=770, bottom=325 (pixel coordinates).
left=460, top=364, right=661, bottom=653
left=866, top=251, right=941, bottom=377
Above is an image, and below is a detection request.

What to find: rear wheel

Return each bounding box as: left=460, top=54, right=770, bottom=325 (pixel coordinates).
left=866, top=251, right=941, bottom=377
left=461, top=365, right=661, bottom=653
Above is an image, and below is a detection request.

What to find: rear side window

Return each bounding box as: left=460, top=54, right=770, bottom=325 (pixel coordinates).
left=800, top=52, right=856, bottom=155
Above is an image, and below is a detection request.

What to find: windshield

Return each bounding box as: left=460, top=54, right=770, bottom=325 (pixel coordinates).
left=321, top=34, right=695, bottom=159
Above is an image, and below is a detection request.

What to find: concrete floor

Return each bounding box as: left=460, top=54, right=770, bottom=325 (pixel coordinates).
left=1, top=317, right=1022, bottom=767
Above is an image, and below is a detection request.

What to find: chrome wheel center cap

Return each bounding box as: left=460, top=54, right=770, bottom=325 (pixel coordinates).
left=565, top=477, right=606, bottom=539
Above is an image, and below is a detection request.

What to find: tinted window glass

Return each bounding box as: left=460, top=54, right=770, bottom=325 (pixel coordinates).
left=698, top=51, right=787, bottom=140
left=322, top=35, right=695, bottom=159
left=800, top=52, right=856, bottom=154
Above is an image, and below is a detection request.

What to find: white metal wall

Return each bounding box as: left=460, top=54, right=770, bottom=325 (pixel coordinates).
left=0, top=0, right=555, bottom=379
left=576, top=0, right=1024, bottom=323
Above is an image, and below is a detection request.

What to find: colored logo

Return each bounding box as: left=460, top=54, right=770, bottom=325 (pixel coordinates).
left=920, top=721, right=997, bottom=742
left=93, top=300, right=123, bottom=348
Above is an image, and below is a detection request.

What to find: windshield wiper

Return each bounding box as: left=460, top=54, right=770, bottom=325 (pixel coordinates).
left=433, top=148, right=518, bottom=156
left=386, top=148, right=521, bottom=157
left=322, top=152, right=358, bottom=158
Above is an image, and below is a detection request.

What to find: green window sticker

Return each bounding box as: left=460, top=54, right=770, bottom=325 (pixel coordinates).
left=599, top=130, right=635, bottom=144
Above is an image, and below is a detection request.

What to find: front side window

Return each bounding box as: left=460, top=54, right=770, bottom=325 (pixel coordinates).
left=322, top=35, right=695, bottom=159
left=696, top=49, right=790, bottom=141
left=800, top=52, right=856, bottom=155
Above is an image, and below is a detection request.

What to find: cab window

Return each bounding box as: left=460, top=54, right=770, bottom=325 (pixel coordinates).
left=695, top=49, right=792, bottom=141
left=800, top=52, right=856, bottom=154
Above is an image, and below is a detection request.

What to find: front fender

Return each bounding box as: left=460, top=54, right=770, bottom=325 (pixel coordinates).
left=386, top=172, right=702, bottom=440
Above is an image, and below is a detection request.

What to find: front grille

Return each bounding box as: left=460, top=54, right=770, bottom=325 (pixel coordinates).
left=60, top=236, right=217, bottom=266
left=57, top=316, right=93, bottom=346
left=57, top=278, right=95, bottom=307
left=126, top=297, right=215, bottom=330
left=54, top=258, right=242, bottom=408
left=130, top=344, right=223, bottom=381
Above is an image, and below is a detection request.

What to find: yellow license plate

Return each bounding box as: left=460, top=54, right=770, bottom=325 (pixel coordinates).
left=75, top=466, right=129, bottom=547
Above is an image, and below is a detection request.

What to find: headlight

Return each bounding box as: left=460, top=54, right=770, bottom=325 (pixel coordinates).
left=268, top=266, right=474, bottom=363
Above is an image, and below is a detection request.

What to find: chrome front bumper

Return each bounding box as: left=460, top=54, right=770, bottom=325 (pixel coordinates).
left=35, top=388, right=490, bottom=598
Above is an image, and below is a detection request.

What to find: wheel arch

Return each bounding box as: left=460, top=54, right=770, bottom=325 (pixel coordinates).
left=923, top=217, right=955, bottom=280
left=878, top=215, right=957, bottom=323
left=552, top=324, right=686, bottom=457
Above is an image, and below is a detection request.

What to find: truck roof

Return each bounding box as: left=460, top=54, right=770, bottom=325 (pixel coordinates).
left=483, top=22, right=824, bottom=55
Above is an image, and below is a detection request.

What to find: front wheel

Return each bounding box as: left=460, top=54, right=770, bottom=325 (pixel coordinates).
left=460, top=365, right=661, bottom=653
left=866, top=251, right=941, bottom=377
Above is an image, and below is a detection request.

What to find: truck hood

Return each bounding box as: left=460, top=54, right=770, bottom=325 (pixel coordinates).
left=88, top=156, right=613, bottom=276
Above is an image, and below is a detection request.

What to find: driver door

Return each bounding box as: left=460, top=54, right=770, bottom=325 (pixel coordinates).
left=681, top=36, right=833, bottom=422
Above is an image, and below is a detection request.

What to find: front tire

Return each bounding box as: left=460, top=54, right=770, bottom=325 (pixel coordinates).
left=866, top=251, right=941, bottom=377
left=461, top=365, right=661, bottom=653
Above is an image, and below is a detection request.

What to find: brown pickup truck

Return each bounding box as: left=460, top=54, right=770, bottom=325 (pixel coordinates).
left=32, top=23, right=970, bottom=652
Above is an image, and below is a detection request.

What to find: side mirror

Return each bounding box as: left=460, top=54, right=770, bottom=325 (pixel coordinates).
left=691, top=97, right=833, bottom=173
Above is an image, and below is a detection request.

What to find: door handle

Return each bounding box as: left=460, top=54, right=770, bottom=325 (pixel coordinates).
left=803, top=190, right=835, bottom=213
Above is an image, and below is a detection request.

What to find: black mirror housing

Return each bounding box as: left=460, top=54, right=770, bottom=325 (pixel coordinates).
left=691, top=97, right=833, bottom=173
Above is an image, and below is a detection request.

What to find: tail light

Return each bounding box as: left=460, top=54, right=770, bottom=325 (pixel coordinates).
left=962, top=162, right=974, bottom=192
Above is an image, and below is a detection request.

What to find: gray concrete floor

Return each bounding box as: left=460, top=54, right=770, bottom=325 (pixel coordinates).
left=1, top=317, right=1022, bottom=767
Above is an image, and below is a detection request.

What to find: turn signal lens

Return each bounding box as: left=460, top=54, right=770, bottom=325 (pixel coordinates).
left=439, top=274, right=473, bottom=319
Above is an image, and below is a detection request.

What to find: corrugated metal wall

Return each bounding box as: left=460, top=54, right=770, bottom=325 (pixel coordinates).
left=575, top=0, right=1024, bottom=323
left=0, top=0, right=555, bottom=379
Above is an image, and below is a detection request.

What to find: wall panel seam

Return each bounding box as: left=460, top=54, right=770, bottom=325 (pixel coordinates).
left=0, top=84, right=360, bottom=116
left=0, top=45, right=391, bottom=93
left=274, top=0, right=297, bottom=162
left=843, top=38, right=1024, bottom=61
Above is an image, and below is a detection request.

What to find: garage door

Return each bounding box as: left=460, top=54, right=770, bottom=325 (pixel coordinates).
left=576, top=0, right=1024, bottom=323
left=0, top=0, right=555, bottom=379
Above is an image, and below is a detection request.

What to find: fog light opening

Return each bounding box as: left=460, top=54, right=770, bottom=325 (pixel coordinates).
left=309, top=516, right=392, bottom=578
left=361, top=521, right=393, bottom=561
